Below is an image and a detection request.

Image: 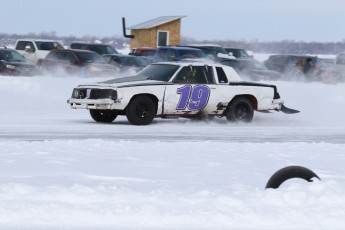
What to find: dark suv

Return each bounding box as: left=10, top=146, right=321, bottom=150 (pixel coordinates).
left=150, top=46, right=209, bottom=63
left=41, top=49, right=118, bottom=76
left=70, top=42, right=119, bottom=56
left=219, top=58, right=281, bottom=81
left=224, top=47, right=252, bottom=59
left=264, top=54, right=333, bottom=82
left=0, top=47, right=38, bottom=76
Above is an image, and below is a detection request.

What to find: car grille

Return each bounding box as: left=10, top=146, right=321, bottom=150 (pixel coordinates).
left=72, top=88, right=117, bottom=101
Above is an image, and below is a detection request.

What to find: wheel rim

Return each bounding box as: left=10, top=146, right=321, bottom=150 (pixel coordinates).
left=235, top=104, right=250, bottom=120
left=136, top=104, right=150, bottom=118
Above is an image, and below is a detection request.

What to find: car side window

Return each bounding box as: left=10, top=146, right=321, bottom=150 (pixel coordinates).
left=65, top=52, right=77, bottom=62
left=17, top=42, right=35, bottom=52
left=216, top=67, right=228, bottom=83
left=167, top=50, right=176, bottom=60
left=46, top=51, right=65, bottom=60
left=16, top=41, right=28, bottom=50
left=157, top=49, right=167, bottom=59
left=110, top=57, right=121, bottom=66
left=173, top=66, right=214, bottom=84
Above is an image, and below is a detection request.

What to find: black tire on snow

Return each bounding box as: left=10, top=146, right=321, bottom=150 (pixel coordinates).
left=226, top=97, right=254, bottom=122
left=265, top=165, right=321, bottom=189
left=89, top=109, right=118, bottom=123
left=126, top=95, right=156, bottom=125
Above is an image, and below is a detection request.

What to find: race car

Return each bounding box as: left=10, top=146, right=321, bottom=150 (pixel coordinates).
left=67, top=62, right=299, bottom=125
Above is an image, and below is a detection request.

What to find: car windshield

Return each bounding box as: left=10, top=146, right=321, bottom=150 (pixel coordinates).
left=122, top=56, right=147, bottom=66
left=137, top=64, right=180, bottom=81
left=179, top=50, right=207, bottom=59
left=0, top=50, right=26, bottom=62
left=229, top=49, right=250, bottom=58
left=204, top=46, right=228, bottom=54
left=77, top=52, right=107, bottom=64
left=90, top=45, right=118, bottom=55
left=36, top=41, right=64, bottom=50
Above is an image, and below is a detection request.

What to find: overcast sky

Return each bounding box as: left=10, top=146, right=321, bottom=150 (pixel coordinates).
left=1, top=0, right=344, bottom=42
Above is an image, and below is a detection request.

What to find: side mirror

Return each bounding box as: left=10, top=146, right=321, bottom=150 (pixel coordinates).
left=228, top=52, right=234, bottom=56
left=24, top=45, right=34, bottom=53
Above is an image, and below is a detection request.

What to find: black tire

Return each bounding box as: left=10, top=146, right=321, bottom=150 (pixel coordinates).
left=226, top=97, right=254, bottom=122
left=126, top=95, right=156, bottom=125
left=265, top=165, right=321, bottom=189
left=89, top=109, right=117, bottom=123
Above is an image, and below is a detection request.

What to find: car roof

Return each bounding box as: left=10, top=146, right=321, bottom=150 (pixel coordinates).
left=152, top=61, right=224, bottom=67
left=269, top=54, right=317, bottom=58
left=70, top=42, right=111, bottom=46
left=104, top=54, right=138, bottom=58
left=54, top=49, right=99, bottom=54
left=134, top=47, right=156, bottom=50
left=157, top=46, right=202, bottom=51
left=187, top=44, right=221, bottom=47
left=225, top=47, right=246, bottom=50
left=17, top=39, right=57, bottom=41
left=0, top=47, right=16, bottom=51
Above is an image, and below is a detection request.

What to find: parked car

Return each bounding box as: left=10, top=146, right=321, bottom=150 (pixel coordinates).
left=0, top=47, right=38, bottom=76
left=70, top=42, right=119, bottom=56
left=150, top=46, right=210, bottom=63
left=219, top=58, right=281, bottom=81
left=182, top=44, right=232, bottom=60
left=14, top=39, right=64, bottom=65
left=129, top=47, right=156, bottom=57
left=103, top=54, right=148, bottom=72
left=224, top=47, right=252, bottom=59
left=263, top=54, right=334, bottom=82
left=332, top=53, right=345, bottom=82
left=41, top=49, right=118, bottom=77
left=67, top=62, right=299, bottom=125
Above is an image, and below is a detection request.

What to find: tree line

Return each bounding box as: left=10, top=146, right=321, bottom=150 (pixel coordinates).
left=1, top=32, right=345, bottom=55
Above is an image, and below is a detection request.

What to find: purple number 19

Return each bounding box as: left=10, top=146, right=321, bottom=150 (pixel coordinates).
left=176, top=85, right=210, bottom=110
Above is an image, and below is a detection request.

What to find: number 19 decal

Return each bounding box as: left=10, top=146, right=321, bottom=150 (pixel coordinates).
left=176, top=85, right=210, bottom=110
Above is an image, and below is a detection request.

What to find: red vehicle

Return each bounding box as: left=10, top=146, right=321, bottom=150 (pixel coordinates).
left=129, top=47, right=156, bottom=57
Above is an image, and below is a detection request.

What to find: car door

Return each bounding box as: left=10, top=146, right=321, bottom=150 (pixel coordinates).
left=42, top=51, right=66, bottom=71
left=162, top=65, right=220, bottom=115
left=64, top=51, right=81, bottom=74
left=16, top=41, right=36, bottom=63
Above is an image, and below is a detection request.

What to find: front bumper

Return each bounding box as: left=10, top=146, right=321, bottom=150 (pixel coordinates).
left=67, top=98, right=115, bottom=110
left=67, top=88, right=118, bottom=109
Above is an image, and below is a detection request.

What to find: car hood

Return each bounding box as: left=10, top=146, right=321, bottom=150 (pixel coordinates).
left=250, top=69, right=281, bottom=76
left=1, top=60, right=36, bottom=69
left=77, top=75, right=172, bottom=89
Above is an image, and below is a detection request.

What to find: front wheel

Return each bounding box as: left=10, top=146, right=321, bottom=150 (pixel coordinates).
left=89, top=109, right=117, bottom=123
left=226, top=97, right=254, bottom=122
left=126, top=96, right=156, bottom=125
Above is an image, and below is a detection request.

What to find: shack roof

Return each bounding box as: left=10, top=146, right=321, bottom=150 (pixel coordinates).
left=128, top=16, right=186, bottom=30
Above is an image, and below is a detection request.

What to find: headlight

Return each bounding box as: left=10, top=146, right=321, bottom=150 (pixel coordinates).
left=72, top=88, right=87, bottom=99
left=89, top=66, right=101, bottom=72
left=6, top=64, right=16, bottom=70
left=90, top=89, right=117, bottom=101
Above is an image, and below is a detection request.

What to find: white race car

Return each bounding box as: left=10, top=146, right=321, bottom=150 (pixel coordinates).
left=67, top=62, right=299, bottom=125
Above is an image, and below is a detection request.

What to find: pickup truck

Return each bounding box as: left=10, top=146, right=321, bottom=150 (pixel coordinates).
left=67, top=62, right=299, bottom=125
left=14, top=39, right=64, bottom=65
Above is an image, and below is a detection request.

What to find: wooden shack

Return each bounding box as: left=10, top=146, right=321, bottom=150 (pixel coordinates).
left=126, top=16, right=186, bottom=49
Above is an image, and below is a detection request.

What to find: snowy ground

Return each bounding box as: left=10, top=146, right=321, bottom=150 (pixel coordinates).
left=1, top=55, right=345, bottom=229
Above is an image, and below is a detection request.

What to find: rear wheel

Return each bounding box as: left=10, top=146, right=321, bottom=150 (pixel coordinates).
left=226, top=97, right=254, bottom=122
left=126, top=96, right=156, bottom=125
left=89, top=109, right=117, bottom=123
